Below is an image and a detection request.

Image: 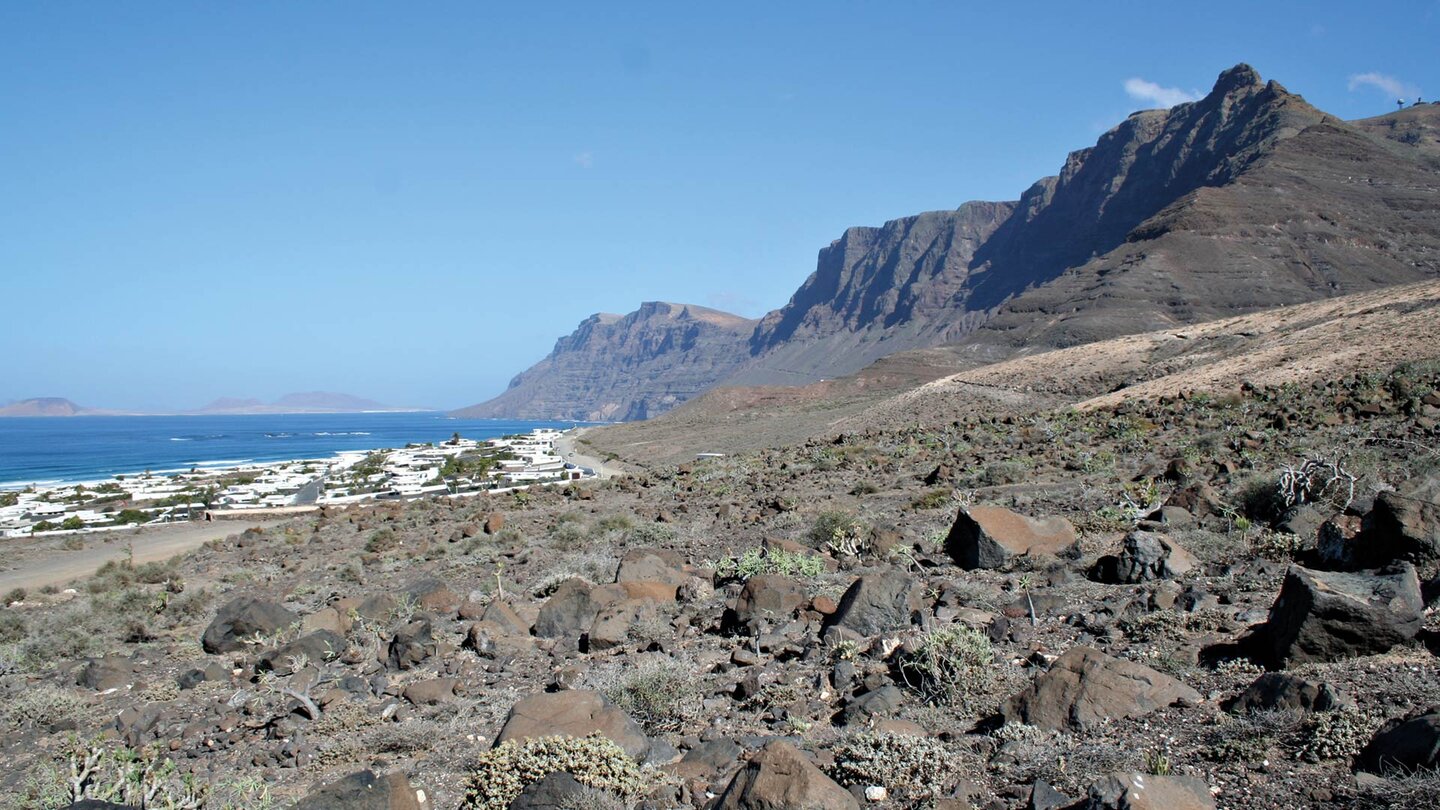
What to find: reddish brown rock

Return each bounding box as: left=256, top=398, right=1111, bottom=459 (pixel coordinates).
left=945, top=506, right=1077, bottom=570
left=713, top=740, right=859, bottom=810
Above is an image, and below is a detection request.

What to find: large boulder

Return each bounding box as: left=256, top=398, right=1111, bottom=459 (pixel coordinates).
left=945, top=506, right=1076, bottom=570
left=1083, top=772, right=1215, bottom=810
left=1092, top=531, right=1196, bottom=584
left=729, top=575, right=807, bottom=632
left=493, top=690, right=651, bottom=760
left=291, top=769, right=429, bottom=809
left=534, top=579, right=604, bottom=648
left=614, top=548, right=688, bottom=589
left=823, top=570, right=926, bottom=637
left=1262, top=563, right=1424, bottom=666
left=1364, top=474, right=1440, bottom=564
left=713, top=740, right=859, bottom=810
left=1357, top=707, right=1440, bottom=774
left=386, top=620, right=435, bottom=671
left=202, top=598, right=297, bottom=654
left=1002, top=647, right=1200, bottom=731
left=1222, top=672, right=1348, bottom=714
left=257, top=630, right=345, bottom=675
left=507, top=772, right=594, bottom=810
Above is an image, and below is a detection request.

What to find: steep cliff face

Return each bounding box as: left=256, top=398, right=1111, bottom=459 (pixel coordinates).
left=469, top=65, right=1440, bottom=421
left=731, top=64, right=1410, bottom=383
left=452, top=303, right=756, bottom=422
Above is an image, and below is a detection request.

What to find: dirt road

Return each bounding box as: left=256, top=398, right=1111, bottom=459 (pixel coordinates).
left=0, top=519, right=283, bottom=594
left=555, top=428, right=625, bottom=479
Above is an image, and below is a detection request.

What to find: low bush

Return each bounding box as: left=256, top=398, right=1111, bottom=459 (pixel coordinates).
left=896, top=625, right=995, bottom=709
left=711, top=546, right=825, bottom=582
left=459, top=734, right=654, bottom=810
left=592, top=658, right=700, bottom=735
left=830, top=731, right=961, bottom=803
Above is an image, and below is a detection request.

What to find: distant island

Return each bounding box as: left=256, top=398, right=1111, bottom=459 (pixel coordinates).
left=0, top=392, right=421, bottom=417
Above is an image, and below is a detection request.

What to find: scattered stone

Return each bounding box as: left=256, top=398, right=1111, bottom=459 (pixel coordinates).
left=292, top=769, right=429, bottom=809
left=387, top=620, right=436, bottom=671
left=1364, top=474, right=1440, bottom=563
left=1092, top=531, right=1196, bottom=583
left=201, top=598, right=297, bottom=654
left=494, top=690, right=651, bottom=760
left=823, top=570, right=926, bottom=637
left=1002, top=646, right=1201, bottom=730
left=713, top=740, right=859, bottom=810
left=1263, top=563, right=1424, bottom=666
left=1357, top=706, right=1440, bottom=773
left=945, top=506, right=1076, bottom=570
left=1084, top=772, right=1215, bottom=809
left=1222, top=672, right=1349, bottom=714
left=730, top=575, right=807, bottom=631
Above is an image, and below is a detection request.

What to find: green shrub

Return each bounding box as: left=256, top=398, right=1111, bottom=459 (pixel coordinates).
left=808, top=511, right=870, bottom=556
left=909, top=488, right=953, bottom=511
left=4, top=588, right=25, bottom=605
left=711, top=546, right=825, bottom=582
left=364, top=528, right=398, bottom=553
left=459, top=734, right=654, bottom=810
left=0, top=611, right=24, bottom=644
left=593, top=658, right=700, bottom=735
left=897, top=626, right=995, bottom=708
left=594, top=514, right=633, bottom=533
left=627, top=523, right=677, bottom=545
left=2, top=684, right=87, bottom=730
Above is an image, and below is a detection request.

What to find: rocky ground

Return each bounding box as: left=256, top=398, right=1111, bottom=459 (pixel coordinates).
left=2, top=360, right=1439, bottom=809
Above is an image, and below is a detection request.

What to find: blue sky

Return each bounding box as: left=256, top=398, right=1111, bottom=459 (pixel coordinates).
left=2, top=2, right=1436, bottom=411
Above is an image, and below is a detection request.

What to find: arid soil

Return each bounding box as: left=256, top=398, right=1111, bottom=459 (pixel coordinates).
left=1, top=356, right=1437, bottom=809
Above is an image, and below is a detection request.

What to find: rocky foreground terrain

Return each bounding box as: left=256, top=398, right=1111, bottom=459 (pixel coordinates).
left=2, top=357, right=1438, bottom=809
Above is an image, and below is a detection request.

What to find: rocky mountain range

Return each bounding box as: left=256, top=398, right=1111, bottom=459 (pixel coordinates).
left=453, top=303, right=757, bottom=422
left=193, top=392, right=401, bottom=415
left=464, top=64, right=1440, bottom=421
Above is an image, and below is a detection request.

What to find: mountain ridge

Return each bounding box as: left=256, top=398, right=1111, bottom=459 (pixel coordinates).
left=467, top=64, right=1440, bottom=420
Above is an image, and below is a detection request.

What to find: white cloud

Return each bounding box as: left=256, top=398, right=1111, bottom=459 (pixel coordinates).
left=573, top=151, right=594, bottom=170
left=1124, top=77, right=1202, bottom=108
left=1348, top=72, right=1420, bottom=100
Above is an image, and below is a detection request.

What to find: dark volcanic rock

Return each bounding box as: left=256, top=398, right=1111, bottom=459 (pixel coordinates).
left=202, top=598, right=297, bottom=655
left=712, top=739, right=859, bottom=810
left=1357, top=706, right=1440, bottom=773
left=1262, top=563, right=1424, bottom=666
left=1222, top=672, right=1349, bottom=714
left=1002, top=646, right=1200, bottom=730
left=493, top=690, right=651, bottom=760
left=292, top=769, right=428, bottom=809
left=946, top=506, right=1077, bottom=570
left=823, top=570, right=926, bottom=636
left=1363, top=474, right=1440, bottom=564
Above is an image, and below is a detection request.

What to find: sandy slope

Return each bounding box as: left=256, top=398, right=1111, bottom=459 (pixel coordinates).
left=0, top=520, right=282, bottom=594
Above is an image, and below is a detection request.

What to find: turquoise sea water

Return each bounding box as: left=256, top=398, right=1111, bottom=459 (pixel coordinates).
left=0, top=413, right=584, bottom=487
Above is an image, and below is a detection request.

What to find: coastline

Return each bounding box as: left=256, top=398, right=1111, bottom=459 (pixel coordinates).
left=1, top=423, right=607, bottom=540
left=0, top=412, right=590, bottom=489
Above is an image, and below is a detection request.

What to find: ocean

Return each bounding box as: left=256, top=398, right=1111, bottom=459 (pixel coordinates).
left=0, top=413, right=585, bottom=487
